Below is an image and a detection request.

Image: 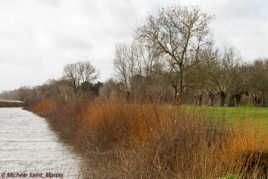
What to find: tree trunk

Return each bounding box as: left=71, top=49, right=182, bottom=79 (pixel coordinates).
left=198, top=94, right=203, bottom=106
left=126, top=91, right=130, bottom=101
left=228, top=95, right=235, bottom=107
left=253, top=95, right=257, bottom=105
left=261, top=93, right=267, bottom=107
left=172, top=85, right=178, bottom=104
left=209, top=93, right=215, bottom=106
left=194, top=95, right=198, bottom=105
left=235, top=94, right=241, bottom=106
left=179, top=64, right=184, bottom=105
left=73, top=80, right=78, bottom=94
left=220, top=91, right=226, bottom=107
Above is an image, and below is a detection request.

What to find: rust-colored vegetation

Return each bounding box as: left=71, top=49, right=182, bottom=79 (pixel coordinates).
left=26, top=97, right=268, bottom=178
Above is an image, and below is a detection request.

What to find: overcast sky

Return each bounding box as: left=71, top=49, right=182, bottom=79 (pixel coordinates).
left=0, top=0, right=267, bottom=91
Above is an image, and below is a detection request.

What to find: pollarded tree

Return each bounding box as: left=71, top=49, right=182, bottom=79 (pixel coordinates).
left=247, top=59, right=268, bottom=106
left=203, top=48, right=242, bottom=106
left=226, top=64, right=248, bottom=107
left=182, top=43, right=221, bottom=106
left=196, top=45, right=219, bottom=106
left=136, top=6, right=212, bottom=103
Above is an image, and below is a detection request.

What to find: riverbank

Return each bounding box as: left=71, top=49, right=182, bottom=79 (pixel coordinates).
left=0, top=100, right=24, bottom=107
left=25, top=98, right=268, bottom=178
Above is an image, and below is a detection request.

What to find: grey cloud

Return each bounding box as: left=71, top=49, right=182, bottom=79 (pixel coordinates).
left=55, top=36, right=93, bottom=51
left=217, top=0, right=266, bottom=20
left=38, top=0, right=61, bottom=7
left=0, top=0, right=268, bottom=91
left=202, top=0, right=268, bottom=59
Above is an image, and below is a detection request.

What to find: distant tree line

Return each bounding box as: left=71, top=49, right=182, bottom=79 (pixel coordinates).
left=1, top=6, right=268, bottom=107
left=0, top=61, right=103, bottom=102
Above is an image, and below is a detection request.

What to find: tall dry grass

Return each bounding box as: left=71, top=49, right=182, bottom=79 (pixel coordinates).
left=26, top=97, right=268, bottom=178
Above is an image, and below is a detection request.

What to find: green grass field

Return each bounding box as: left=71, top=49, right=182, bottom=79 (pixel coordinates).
left=183, top=105, right=268, bottom=131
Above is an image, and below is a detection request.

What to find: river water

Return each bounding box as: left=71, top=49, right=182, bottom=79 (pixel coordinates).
left=0, top=108, right=82, bottom=178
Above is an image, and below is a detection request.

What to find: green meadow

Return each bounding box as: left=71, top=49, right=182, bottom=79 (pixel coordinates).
left=182, top=105, right=268, bottom=132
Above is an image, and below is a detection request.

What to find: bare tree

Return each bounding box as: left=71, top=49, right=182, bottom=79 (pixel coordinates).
left=113, top=44, right=132, bottom=92
left=136, top=6, right=212, bottom=103
left=63, top=61, right=98, bottom=91
left=113, top=42, right=158, bottom=96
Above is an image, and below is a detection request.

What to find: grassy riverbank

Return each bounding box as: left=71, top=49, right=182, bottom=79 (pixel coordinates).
left=0, top=100, right=24, bottom=107
left=26, top=98, right=268, bottom=178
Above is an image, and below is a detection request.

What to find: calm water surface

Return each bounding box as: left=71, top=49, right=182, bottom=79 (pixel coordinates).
left=0, top=108, right=82, bottom=178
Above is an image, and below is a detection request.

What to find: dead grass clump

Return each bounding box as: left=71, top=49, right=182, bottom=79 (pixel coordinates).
left=75, top=98, right=167, bottom=151
left=239, top=151, right=268, bottom=178
left=218, top=123, right=268, bottom=178
left=32, top=99, right=55, bottom=115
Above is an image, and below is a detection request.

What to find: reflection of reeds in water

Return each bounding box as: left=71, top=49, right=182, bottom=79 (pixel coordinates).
left=27, top=97, right=268, bottom=178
